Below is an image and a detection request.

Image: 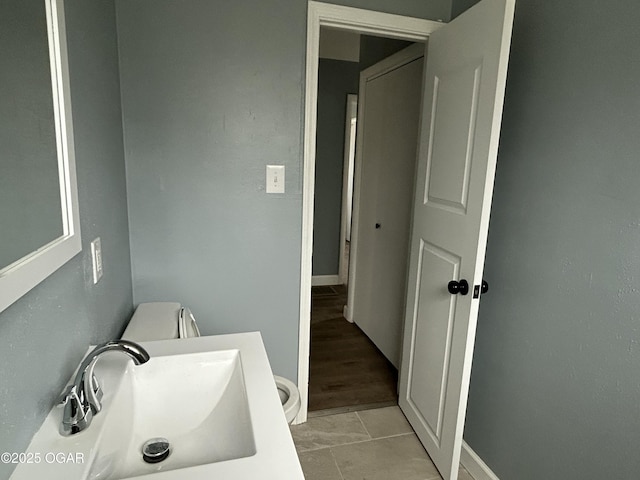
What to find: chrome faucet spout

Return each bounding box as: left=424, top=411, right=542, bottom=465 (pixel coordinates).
left=60, top=340, right=150, bottom=436
left=71, top=340, right=150, bottom=387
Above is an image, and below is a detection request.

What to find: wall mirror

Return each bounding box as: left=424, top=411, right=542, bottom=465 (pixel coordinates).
left=0, top=0, right=81, bottom=314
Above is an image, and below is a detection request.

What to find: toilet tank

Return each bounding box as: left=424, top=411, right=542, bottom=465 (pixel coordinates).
left=121, top=302, right=200, bottom=342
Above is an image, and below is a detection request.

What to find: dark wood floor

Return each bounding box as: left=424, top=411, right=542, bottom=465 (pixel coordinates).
left=309, top=285, right=398, bottom=413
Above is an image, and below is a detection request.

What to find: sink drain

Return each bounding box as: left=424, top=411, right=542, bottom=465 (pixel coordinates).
left=142, top=438, right=170, bottom=464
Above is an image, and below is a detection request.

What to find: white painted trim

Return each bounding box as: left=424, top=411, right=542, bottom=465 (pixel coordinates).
left=345, top=42, right=425, bottom=329
left=338, top=94, right=358, bottom=286
left=311, top=275, right=341, bottom=287
left=0, top=0, right=82, bottom=315
left=461, top=441, right=501, bottom=480
left=297, top=0, right=443, bottom=425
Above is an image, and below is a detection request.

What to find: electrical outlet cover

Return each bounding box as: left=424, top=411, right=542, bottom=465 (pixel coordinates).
left=90, top=238, right=103, bottom=284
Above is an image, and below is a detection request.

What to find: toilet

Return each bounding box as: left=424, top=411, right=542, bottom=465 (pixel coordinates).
left=273, top=375, right=301, bottom=424
left=121, top=302, right=301, bottom=424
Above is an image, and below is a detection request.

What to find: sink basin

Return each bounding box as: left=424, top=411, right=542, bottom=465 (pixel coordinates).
left=89, top=349, right=255, bottom=479
left=10, top=332, right=304, bottom=480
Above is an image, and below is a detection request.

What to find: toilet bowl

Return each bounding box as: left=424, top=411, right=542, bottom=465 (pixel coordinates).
left=274, top=375, right=301, bottom=424
left=121, top=302, right=301, bottom=424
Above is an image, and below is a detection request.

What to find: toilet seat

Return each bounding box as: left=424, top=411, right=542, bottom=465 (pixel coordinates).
left=178, top=307, right=200, bottom=338
left=274, top=375, right=300, bottom=424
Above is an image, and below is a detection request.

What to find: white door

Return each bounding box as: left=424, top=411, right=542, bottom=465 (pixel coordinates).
left=398, top=0, right=515, bottom=479
left=351, top=45, right=424, bottom=367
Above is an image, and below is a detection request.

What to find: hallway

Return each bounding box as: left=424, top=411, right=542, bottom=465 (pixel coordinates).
left=309, top=285, right=397, bottom=413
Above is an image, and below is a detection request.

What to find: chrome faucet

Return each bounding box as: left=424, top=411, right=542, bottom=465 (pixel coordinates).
left=59, top=340, right=150, bottom=435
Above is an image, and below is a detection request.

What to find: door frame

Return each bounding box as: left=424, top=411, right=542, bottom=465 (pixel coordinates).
left=297, top=0, right=443, bottom=424
left=338, top=93, right=358, bottom=287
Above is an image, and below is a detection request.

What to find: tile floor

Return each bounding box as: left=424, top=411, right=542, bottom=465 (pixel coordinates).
left=291, top=406, right=474, bottom=480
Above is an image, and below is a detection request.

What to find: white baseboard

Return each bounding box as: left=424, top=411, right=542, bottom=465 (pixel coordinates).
left=311, top=275, right=341, bottom=286
left=460, top=441, right=500, bottom=480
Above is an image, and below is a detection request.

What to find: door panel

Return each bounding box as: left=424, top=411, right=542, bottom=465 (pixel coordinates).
left=426, top=65, right=481, bottom=211
left=398, top=0, right=515, bottom=478
left=407, top=240, right=460, bottom=443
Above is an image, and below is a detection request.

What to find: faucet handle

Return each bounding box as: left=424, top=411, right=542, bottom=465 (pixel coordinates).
left=59, top=385, right=93, bottom=436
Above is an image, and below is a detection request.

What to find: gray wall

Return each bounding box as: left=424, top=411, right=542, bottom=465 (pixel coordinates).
left=313, top=58, right=360, bottom=276
left=450, top=0, right=640, bottom=478
left=359, top=35, right=413, bottom=71
left=116, top=0, right=449, bottom=381
left=449, top=0, right=479, bottom=19
left=0, top=1, right=132, bottom=478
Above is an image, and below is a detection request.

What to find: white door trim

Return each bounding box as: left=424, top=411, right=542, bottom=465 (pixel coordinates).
left=338, top=93, right=358, bottom=286
left=297, top=0, right=443, bottom=424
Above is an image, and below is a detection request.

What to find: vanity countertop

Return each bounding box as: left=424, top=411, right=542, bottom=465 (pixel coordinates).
left=10, top=332, right=305, bottom=480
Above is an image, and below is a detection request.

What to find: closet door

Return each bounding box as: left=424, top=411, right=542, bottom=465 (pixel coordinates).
left=351, top=44, right=424, bottom=367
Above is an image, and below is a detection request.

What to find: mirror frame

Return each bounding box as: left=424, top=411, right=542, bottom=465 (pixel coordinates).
left=0, top=0, right=81, bottom=314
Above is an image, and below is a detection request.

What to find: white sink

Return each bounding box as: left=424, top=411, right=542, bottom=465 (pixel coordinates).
left=10, top=332, right=304, bottom=480
left=89, top=349, right=255, bottom=479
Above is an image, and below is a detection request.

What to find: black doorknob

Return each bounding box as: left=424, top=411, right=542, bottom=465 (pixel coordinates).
left=447, top=279, right=469, bottom=295
left=375, top=223, right=381, bottom=229
left=481, top=280, right=489, bottom=294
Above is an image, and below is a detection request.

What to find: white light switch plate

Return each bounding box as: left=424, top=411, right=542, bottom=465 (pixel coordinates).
left=90, top=237, right=103, bottom=284
left=266, top=165, right=285, bottom=194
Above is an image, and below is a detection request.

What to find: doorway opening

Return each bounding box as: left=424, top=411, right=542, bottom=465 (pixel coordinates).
left=298, top=0, right=442, bottom=426
left=309, top=32, right=425, bottom=415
